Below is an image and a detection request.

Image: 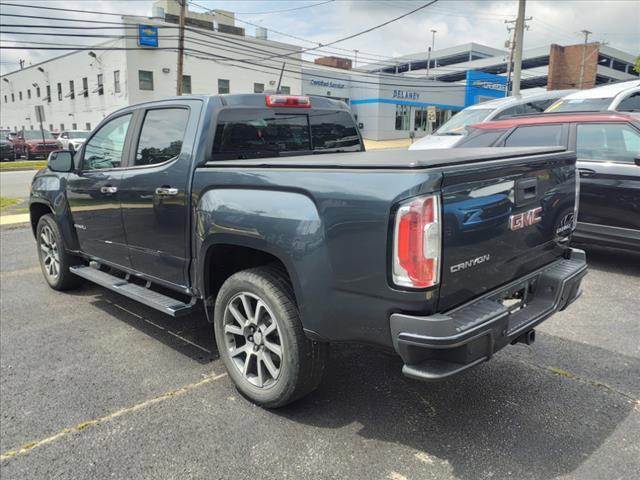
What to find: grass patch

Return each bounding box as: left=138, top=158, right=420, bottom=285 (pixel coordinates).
left=0, top=196, right=19, bottom=210
left=0, top=161, right=47, bottom=170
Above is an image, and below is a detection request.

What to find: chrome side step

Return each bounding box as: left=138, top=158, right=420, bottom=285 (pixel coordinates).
left=70, top=265, right=197, bottom=317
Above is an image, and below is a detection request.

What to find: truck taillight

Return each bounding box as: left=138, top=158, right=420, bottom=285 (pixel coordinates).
left=393, top=194, right=441, bottom=288
left=265, top=95, right=311, bottom=108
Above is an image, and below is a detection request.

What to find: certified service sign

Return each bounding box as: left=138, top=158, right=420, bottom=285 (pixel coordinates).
left=138, top=25, right=159, bottom=47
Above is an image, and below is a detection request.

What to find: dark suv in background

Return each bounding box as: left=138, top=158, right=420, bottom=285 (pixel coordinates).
left=455, top=112, right=640, bottom=251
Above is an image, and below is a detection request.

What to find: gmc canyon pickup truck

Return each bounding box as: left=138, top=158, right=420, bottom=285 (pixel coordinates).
left=29, top=94, right=587, bottom=408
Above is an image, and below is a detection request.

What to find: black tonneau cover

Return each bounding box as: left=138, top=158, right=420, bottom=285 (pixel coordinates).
left=203, top=147, right=567, bottom=170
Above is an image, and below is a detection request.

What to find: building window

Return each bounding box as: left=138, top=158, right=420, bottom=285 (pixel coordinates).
left=182, top=75, right=191, bottom=94
left=49, top=123, right=53, bottom=131
left=30, top=125, right=34, bottom=130
left=253, top=82, right=264, bottom=93
left=11, top=93, right=14, bottom=102
left=19, top=91, right=22, bottom=101
left=138, top=70, right=154, bottom=91
left=218, top=79, right=230, bottom=94
left=36, top=86, right=40, bottom=97
left=395, top=104, right=410, bottom=130
left=60, top=123, right=64, bottom=131
left=280, top=86, right=290, bottom=94
left=82, top=77, right=88, bottom=97
left=69, top=80, right=75, bottom=100
left=46, top=85, right=51, bottom=102
left=97, top=74, right=104, bottom=95
left=27, top=89, right=31, bottom=99
left=114, top=70, right=121, bottom=93
left=71, top=123, right=77, bottom=130
left=85, top=122, right=91, bottom=130
left=3, top=95, right=6, bottom=103
left=57, top=83, right=62, bottom=101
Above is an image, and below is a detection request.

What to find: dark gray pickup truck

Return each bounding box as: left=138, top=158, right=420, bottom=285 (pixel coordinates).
left=29, top=94, right=587, bottom=407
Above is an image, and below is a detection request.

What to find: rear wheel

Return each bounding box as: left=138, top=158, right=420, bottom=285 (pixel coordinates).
left=36, top=214, right=82, bottom=290
left=213, top=266, right=328, bottom=408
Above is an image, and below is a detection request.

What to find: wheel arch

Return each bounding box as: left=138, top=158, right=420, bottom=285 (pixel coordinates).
left=29, top=201, right=54, bottom=237
left=199, top=238, right=302, bottom=324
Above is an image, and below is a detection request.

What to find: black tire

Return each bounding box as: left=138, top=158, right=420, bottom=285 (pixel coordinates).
left=213, top=266, right=328, bottom=408
left=36, top=214, right=83, bottom=291
left=25, top=149, right=31, bottom=160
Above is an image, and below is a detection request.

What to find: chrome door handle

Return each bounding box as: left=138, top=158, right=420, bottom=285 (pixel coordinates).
left=100, top=186, right=118, bottom=194
left=578, top=168, right=596, bottom=177
left=155, top=187, right=179, bottom=196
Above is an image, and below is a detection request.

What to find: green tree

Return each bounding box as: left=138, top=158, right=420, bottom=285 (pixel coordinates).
left=635, top=56, right=640, bottom=74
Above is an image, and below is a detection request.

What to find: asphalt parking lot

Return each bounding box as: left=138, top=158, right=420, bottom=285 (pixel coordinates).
left=1, top=224, right=638, bottom=480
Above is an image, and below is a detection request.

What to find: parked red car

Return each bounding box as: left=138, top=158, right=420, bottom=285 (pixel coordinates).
left=11, top=129, right=60, bottom=160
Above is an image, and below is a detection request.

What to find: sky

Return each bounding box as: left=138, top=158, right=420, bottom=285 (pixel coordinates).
left=1, top=0, right=639, bottom=75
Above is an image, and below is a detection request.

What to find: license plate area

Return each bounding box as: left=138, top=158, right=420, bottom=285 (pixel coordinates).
left=493, top=276, right=540, bottom=333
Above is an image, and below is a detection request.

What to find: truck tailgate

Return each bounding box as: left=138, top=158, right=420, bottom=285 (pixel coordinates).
left=438, top=151, right=577, bottom=311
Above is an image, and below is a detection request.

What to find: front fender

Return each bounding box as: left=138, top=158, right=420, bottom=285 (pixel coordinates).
left=30, top=171, right=80, bottom=252
left=195, top=188, right=330, bottom=332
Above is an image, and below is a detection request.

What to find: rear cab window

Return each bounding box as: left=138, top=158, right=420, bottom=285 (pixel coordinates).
left=212, top=108, right=362, bottom=160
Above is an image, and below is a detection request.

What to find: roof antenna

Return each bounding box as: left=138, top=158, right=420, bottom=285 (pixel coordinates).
left=276, top=63, right=286, bottom=94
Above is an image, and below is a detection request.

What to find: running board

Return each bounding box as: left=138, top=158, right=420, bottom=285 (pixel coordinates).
left=70, top=265, right=197, bottom=317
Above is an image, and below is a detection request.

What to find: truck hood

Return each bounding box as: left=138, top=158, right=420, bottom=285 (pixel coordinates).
left=408, top=134, right=463, bottom=150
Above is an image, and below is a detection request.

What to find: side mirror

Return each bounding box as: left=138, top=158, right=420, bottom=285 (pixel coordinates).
left=635, top=155, right=640, bottom=167
left=48, top=150, right=74, bottom=172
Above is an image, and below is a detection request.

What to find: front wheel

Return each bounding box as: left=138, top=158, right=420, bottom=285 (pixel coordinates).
left=213, top=266, right=328, bottom=408
left=36, top=214, right=83, bottom=290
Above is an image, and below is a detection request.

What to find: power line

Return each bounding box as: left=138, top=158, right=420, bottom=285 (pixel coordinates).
left=232, top=0, right=335, bottom=15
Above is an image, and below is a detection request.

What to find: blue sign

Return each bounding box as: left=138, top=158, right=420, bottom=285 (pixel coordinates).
left=464, top=71, right=507, bottom=107
left=138, top=25, right=158, bottom=47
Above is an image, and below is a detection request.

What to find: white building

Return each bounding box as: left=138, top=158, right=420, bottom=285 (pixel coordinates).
left=0, top=3, right=303, bottom=134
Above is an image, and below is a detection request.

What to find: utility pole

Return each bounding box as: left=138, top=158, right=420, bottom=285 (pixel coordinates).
left=578, top=29, right=592, bottom=89
left=511, top=0, right=527, bottom=97
left=504, top=21, right=516, bottom=97
left=176, top=0, right=186, bottom=96
left=426, top=46, right=432, bottom=79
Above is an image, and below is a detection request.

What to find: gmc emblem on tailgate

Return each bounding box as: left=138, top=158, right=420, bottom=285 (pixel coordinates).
left=509, top=207, right=542, bottom=231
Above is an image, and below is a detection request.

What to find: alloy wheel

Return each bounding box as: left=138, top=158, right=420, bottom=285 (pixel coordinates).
left=223, top=292, right=283, bottom=389
left=39, top=225, right=60, bottom=280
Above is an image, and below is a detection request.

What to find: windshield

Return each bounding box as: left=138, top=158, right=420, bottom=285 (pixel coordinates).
left=435, top=108, right=494, bottom=135
left=22, top=130, right=54, bottom=140
left=69, top=131, right=90, bottom=139
left=546, top=98, right=612, bottom=113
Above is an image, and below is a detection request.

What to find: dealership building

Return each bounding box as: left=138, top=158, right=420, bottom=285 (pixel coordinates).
left=1, top=1, right=637, bottom=141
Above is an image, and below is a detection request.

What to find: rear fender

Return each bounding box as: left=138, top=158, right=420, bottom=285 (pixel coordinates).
left=195, top=188, right=330, bottom=331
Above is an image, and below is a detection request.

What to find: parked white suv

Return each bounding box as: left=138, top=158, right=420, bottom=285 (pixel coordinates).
left=57, top=131, right=90, bottom=152
left=546, top=80, right=640, bottom=113
left=409, top=89, right=576, bottom=150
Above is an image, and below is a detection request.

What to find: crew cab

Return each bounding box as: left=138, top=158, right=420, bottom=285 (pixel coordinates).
left=455, top=112, right=640, bottom=251
left=29, top=94, right=586, bottom=407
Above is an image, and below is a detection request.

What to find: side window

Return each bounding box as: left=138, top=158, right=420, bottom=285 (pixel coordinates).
left=617, top=92, right=640, bottom=112
left=135, top=108, right=189, bottom=166
left=504, top=125, right=565, bottom=147
left=577, top=123, right=640, bottom=163
left=82, top=114, right=132, bottom=170
left=456, top=129, right=507, bottom=147
left=493, top=105, right=523, bottom=119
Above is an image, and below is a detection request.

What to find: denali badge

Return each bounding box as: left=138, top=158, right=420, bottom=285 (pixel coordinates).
left=509, top=207, right=542, bottom=231
left=450, top=254, right=491, bottom=273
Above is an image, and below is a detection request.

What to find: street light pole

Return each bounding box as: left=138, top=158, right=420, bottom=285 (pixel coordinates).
left=430, top=29, right=437, bottom=79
